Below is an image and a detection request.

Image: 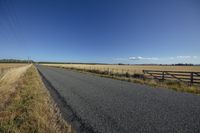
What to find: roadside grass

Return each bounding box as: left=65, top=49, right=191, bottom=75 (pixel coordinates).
left=42, top=63, right=200, bottom=74
left=98, top=73, right=200, bottom=94
left=0, top=65, right=74, bottom=133
left=51, top=66, right=200, bottom=95
left=0, top=63, right=25, bottom=79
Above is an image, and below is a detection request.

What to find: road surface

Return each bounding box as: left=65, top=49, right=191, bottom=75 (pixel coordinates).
left=37, top=65, right=200, bottom=133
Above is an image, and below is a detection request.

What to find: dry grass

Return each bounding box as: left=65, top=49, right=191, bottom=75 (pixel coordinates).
left=0, top=65, right=31, bottom=110
left=84, top=70, right=200, bottom=94
left=0, top=65, right=74, bottom=133
left=42, top=64, right=200, bottom=75
left=0, top=63, right=26, bottom=78
left=42, top=64, right=200, bottom=95
left=0, top=63, right=26, bottom=71
left=0, top=63, right=25, bottom=68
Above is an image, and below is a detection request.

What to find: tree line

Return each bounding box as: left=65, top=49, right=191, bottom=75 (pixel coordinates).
left=0, top=59, right=34, bottom=63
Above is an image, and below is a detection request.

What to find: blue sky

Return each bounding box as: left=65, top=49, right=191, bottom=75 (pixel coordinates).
left=0, top=0, right=200, bottom=64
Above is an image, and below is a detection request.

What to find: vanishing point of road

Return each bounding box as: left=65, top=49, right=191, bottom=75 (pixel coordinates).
left=37, top=65, right=200, bottom=133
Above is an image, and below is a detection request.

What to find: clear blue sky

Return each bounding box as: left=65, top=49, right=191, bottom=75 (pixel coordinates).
left=0, top=0, right=200, bottom=64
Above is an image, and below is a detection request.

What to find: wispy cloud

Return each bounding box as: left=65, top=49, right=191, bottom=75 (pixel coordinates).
left=177, top=56, right=191, bottom=59
left=193, top=56, right=198, bottom=59
left=170, top=56, right=198, bottom=60
left=114, top=58, right=127, bottom=61
left=114, top=55, right=198, bottom=63
left=129, top=56, right=159, bottom=60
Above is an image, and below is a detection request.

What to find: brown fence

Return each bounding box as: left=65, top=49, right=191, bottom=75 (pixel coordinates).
left=143, top=70, right=200, bottom=84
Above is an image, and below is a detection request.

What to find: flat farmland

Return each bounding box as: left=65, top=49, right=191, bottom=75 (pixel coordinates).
left=42, top=64, right=200, bottom=74
left=0, top=63, right=26, bottom=76
left=0, top=63, right=25, bottom=68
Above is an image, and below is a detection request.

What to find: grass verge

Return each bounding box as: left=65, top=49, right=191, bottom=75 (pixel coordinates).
left=0, top=65, right=74, bottom=133
left=56, top=66, right=200, bottom=95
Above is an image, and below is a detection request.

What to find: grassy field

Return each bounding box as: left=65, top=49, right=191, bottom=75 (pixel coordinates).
left=0, top=64, right=73, bottom=133
left=42, top=64, right=200, bottom=74
left=0, top=63, right=26, bottom=70
left=42, top=64, right=200, bottom=94
left=0, top=63, right=26, bottom=78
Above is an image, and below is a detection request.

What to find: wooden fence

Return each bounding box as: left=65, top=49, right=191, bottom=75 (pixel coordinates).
left=143, top=70, right=200, bottom=84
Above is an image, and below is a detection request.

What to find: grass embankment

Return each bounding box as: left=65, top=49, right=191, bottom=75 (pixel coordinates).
left=106, top=75, right=200, bottom=94
left=0, top=65, right=74, bottom=133
left=50, top=66, right=200, bottom=95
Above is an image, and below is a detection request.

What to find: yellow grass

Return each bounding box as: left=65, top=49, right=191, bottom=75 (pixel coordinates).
left=0, top=65, right=74, bottom=133
left=0, top=63, right=26, bottom=70
left=0, top=63, right=26, bottom=78
left=0, top=65, right=31, bottom=109
left=42, top=64, right=200, bottom=94
left=0, top=63, right=25, bottom=67
left=42, top=64, right=200, bottom=74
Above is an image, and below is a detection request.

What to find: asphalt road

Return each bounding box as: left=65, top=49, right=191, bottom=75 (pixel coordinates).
left=37, top=65, right=200, bottom=133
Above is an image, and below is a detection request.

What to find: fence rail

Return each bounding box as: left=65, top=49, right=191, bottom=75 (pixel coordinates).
left=143, top=70, right=200, bottom=84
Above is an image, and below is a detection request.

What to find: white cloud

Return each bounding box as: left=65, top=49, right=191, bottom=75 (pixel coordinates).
left=193, top=56, right=197, bottom=59
left=114, top=58, right=127, bottom=61
left=169, top=56, right=198, bottom=59
left=177, top=56, right=191, bottom=59
left=114, top=56, right=198, bottom=63
left=129, top=56, right=159, bottom=60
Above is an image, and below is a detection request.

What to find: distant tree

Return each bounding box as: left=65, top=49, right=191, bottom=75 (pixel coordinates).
left=0, top=59, right=34, bottom=63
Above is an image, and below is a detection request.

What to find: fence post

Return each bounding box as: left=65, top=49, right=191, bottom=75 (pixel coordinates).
left=126, top=70, right=129, bottom=78
left=162, top=71, right=165, bottom=80
left=190, top=72, right=194, bottom=85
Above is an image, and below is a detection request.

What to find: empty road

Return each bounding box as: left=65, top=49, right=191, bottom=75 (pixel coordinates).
left=37, top=66, right=200, bottom=133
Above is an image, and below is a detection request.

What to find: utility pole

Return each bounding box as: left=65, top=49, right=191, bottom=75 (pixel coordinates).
left=27, top=56, right=31, bottom=64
